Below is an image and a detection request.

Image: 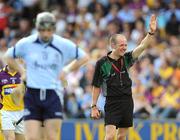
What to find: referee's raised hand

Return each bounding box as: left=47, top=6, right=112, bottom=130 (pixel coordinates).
left=149, top=14, right=157, bottom=34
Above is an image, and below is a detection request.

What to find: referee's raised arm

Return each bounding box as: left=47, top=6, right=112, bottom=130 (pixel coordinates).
left=132, top=14, right=157, bottom=59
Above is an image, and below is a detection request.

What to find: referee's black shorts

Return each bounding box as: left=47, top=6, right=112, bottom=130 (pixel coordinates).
left=104, top=95, right=134, bottom=128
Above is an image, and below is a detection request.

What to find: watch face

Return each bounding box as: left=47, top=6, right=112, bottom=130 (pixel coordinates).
left=91, top=105, right=96, bottom=108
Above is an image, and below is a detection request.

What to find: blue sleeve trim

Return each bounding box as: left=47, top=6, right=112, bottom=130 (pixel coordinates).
left=13, top=47, right=16, bottom=58
left=49, top=43, right=63, bottom=61
left=75, top=46, right=78, bottom=59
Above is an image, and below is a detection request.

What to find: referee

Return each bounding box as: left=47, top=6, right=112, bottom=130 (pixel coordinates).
left=91, top=14, right=157, bottom=140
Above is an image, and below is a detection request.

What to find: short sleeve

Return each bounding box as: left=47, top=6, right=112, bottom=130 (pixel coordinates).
left=64, top=39, right=86, bottom=64
left=5, top=38, right=26, bottom=59
left=124, top=51, right=137, bottom=69
left=92, top=61, right=103, bottom=87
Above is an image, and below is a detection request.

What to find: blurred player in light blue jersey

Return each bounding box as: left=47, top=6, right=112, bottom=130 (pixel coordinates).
left=4, top=12, right=89, bottom=140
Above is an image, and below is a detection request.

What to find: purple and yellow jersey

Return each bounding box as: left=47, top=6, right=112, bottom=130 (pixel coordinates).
left=0, top=66, right=24, bottom=111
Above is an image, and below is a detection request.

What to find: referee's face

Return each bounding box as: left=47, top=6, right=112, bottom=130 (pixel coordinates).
left=38, top=28, right=54, bottom=42
left=115, top=36, right=127, bottom=56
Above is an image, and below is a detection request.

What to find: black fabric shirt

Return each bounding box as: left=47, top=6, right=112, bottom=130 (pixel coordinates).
left=92, top=51, right=136, bottom=97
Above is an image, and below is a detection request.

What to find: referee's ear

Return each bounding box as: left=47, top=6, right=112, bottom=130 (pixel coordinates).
left=111, top=43, right=116, bottom=50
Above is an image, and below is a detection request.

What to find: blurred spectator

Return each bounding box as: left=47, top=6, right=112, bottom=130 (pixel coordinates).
left=78, top=0, right=91, bottom=8
left=80, top=63, right=95, bottom=89
left=0, top=0, right=14, bottom=37
left=0, top=38, right=7, bottom=68
left=158, top=59, right=174, bottom=86
left=0, top=38, right=7, bottom=52
left=105, top=4, right=120, bottom=23
left=18, top=18, right=32, bottom=37
left=128, top=0, right=146, bottom=10
left=174, top=67, right=180, bottom=87
left=8, top=0, right=23, bottom=12
left=164, top=2, right=180, bottom=22
left=148, top=77, right=164, bottom=106
left=106, top=20, right=121, bottom=35
left=151, top=84, right=179, bottom=119
left=117, top=4, right=135, bottom=23
left=131, top=18, right=146, bottom=44
left=66, top=93, right=83, bottom=118
left=132, top=79, right=153, bottom=119
left=81, top=85, right=105, bottom=118
left=81, top=85, right=92, bottom=118
left=165, top=13, right=180, bottom=36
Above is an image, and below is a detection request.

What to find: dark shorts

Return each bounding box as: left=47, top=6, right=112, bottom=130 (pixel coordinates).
left=23, top=87, right=63, bottom=121
left=104, top=96, right=134, bottom=128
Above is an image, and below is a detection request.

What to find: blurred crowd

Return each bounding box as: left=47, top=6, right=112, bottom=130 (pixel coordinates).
left=0, top=0, right=179, bottom=120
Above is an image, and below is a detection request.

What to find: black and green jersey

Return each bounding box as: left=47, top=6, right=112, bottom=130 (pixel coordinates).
left=92, top=51, right=136, bottom=97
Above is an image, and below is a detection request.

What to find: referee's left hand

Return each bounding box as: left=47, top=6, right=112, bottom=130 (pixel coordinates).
left=91, top=107, right=101, bottom=119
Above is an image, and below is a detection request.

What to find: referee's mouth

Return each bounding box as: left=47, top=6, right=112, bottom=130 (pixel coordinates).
left=119, top=48, right=126, bottom=55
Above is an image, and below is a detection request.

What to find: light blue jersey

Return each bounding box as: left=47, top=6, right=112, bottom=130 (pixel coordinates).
left=5, top=33, right=86, bottom=89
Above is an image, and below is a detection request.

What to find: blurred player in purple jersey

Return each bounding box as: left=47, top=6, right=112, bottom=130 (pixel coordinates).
left=0, top=65, right=24, bottom=140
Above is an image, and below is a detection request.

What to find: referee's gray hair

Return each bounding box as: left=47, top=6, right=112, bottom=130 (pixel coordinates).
left=35, top=12, right=56, bottom=30
left=109, top=34, right=126, bottom=50
left=109, top=34, right=125, bottom=45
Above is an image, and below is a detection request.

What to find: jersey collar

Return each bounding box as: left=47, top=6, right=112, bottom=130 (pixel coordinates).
left=107, top=51, right=123, bottom=61
left=3, top=65, right=17, bottom=76
left=34, top=36, right=53, bottom=45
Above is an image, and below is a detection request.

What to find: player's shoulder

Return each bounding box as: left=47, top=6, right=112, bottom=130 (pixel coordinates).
left=53, top=34, right=76, bottom=46
left=0, top=65, right=7, bottom=72
left=53, top=34, right=69, bottom=41
left=15, top=34, right=38, bottom=46
left=23, top=34, right=38, bottom=43
left=124, top=51, right=134, bottom=60
left=96, top=56, right=107, bottom=65
left=0, top=67, right=7, bottom=77
left=124, top=51, right=133, bottom=56
left=100, top=56, right=108, bottom=62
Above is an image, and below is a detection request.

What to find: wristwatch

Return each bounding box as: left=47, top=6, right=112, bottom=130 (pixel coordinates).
left=91, top=104, right=97, bottom=109
left=148, top=32, right=154, bottom=35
